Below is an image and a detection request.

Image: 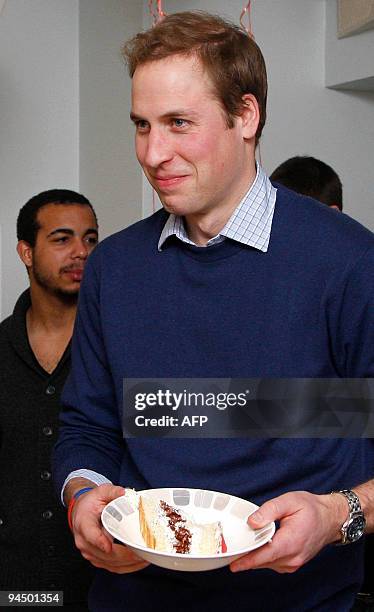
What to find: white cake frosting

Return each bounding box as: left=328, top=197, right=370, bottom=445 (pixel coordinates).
left=138, top=493, right=223, bottom=555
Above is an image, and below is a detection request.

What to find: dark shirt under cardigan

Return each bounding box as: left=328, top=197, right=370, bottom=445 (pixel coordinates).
left=0, top=290, right=92, bottom=605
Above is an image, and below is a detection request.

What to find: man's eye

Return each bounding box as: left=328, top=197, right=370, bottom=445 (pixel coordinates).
left=54, top=237, right=68, bottom=243
left=86, top=236, right=98, bottom=245
left=135, top=120, right=149, bottom=131
left=173, top=118, right=187, bottom=128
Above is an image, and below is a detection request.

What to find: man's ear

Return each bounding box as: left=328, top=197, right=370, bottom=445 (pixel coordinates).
left=17, top=240, right=33, bottom=269
left=240, top=94, right=260, bottom=140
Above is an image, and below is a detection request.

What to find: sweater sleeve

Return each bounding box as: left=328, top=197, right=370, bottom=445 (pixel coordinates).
left=325, top=243, right=374, bottom=377
left=53, top=249, right=124, bottom=496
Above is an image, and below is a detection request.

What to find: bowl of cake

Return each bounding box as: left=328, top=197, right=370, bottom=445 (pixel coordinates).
left=101, top=488, right=275, bottom=571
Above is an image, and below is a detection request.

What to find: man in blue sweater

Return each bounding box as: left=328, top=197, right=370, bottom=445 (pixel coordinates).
left=54, top=12, right=374, bottom=612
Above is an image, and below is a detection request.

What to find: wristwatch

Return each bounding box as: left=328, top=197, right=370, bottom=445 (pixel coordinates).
left=333, top=489, right=366, bottom=545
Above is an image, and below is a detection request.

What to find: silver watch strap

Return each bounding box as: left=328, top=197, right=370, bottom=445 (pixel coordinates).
left=331, top=489, right=365, bottom=545
left=336, top=489, right=362, bottom=514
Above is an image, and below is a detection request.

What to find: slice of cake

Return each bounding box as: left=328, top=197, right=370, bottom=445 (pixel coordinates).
left=138, top=495, right=226, bottom=554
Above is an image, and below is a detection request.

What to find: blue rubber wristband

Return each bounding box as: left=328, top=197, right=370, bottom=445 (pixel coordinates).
left=73, top=486, right=94, bottom=499
left=68, top=486, right=94, bottom=531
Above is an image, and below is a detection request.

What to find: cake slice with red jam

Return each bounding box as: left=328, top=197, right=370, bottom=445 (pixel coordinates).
left=138, top=496, right=226, bottom=555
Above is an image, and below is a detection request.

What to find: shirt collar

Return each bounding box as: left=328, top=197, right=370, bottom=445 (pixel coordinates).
left=158, top=164, right=277, bottom=252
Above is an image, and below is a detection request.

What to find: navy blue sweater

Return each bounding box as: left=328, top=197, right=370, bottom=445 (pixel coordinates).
left=55, top=187, right=374, bottom=611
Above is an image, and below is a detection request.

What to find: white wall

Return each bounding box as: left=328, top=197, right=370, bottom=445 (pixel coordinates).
left=263, top=0, right=374, bottom=230
left=0, top=0, right=143, bottom=319
left=326, top=0, right=374, bottom=88
left=260, top=0, right=374, bottom=230
left=0, top=0, right=79, bottom=318
left=79, top=0, right=143, bottom=238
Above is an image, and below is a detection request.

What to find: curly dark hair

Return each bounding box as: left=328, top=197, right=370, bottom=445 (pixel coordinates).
left=17, top=189, right=97, bottom=246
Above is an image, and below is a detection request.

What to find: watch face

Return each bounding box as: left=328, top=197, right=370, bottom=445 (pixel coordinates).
left=347, top=515, right=366, bottom=542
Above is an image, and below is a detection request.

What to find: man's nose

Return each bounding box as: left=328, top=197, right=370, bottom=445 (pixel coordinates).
left=71, top=238, right=89, bottom=259
left=142, top=128, right=173, bottom=168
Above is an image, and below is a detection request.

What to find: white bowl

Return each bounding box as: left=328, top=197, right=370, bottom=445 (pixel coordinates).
left=101, top=487, right=275, bottom=572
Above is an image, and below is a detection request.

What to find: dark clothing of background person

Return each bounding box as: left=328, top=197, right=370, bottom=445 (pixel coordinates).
left=0, top=290, right=92, bottom=607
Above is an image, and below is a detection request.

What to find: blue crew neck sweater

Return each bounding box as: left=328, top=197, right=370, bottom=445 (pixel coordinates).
left=55, top=186, right=374, bottom=612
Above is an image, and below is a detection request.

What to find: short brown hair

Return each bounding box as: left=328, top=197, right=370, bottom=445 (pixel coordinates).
left=122, top=11, right=267, bottom=142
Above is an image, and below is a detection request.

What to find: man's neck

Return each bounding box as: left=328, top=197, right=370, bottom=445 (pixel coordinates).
left=184, top=163, right=257, bottom=246
left=26, top=286, right=77, bottom=373
left=27, top=285, right=77, bottom=333
left=184, top=207, right=236, bottom=246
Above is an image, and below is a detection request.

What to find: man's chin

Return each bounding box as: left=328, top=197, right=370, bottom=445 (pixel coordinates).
left=159, top=198, right=190, bottom=217
left=52, top=287, right=80, bottom=303
left=33, top=272, right=80, bottom=302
